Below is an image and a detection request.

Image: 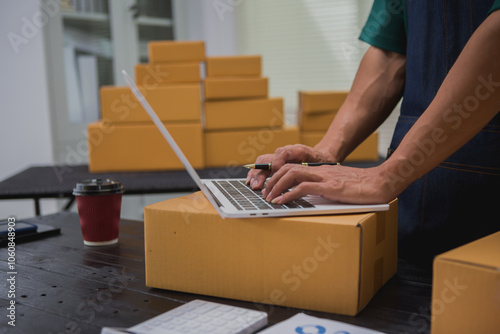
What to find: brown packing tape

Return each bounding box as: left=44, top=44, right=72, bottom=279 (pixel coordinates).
left=357, top=199, right=398, bottom=312
left=373, top=257, right=384, bottom=295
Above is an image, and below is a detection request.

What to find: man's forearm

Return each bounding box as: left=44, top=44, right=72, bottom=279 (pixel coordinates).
left=315, top=46, right=406, bottom=162
left=380, top=11, right=500, bottom=193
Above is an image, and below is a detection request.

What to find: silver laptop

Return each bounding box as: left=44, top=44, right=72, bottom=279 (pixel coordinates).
left=122, top=70, right=389, bottom=218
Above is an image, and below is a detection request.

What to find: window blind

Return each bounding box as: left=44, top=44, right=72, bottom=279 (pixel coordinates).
left=236, top=0, right=400, bottom=157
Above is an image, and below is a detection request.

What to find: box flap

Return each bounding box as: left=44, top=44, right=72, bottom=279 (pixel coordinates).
left=436, top=231, right=500, bottom=270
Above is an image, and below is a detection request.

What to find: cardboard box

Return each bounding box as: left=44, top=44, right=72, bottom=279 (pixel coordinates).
left=301, top=132, right=379, bottom=162
left=431, top=231, right=500, bottom=334
left=144, top=192, right=398, bottom=316
left=204, top=77, right=268, bottom=100
left=100, top=85, right=201, bottom=123
left=135, top=63, right=201, bottom=85
left=204, top=127, right=300, bottom=167
left=300, top=110, right=337, bottom=131
left=148, top=40, right=205, bottom=63
left=204, top=98, right=284, bottom=130
left=88, top=121, right=204, bottom=172
left=206, top=55, right=261, bottom=77
left=299, top=91, right=349, bottom=113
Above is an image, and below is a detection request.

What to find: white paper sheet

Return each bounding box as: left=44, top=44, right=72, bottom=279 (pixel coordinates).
left=258, top=313, right=386, bottom=334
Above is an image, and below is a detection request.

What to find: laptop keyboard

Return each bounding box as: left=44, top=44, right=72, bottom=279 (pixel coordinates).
left=212, top=180, right=315, bottom=211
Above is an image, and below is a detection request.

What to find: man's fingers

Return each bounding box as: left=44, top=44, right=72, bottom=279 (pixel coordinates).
left=264, top=166, right=321, bottom=201
left=246, top=154, right=274, bottom=187
left=273, top=182, right=332, bottom=204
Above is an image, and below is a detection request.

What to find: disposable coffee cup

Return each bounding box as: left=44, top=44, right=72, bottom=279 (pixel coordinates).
left=73, top=179, right=125, bottom=246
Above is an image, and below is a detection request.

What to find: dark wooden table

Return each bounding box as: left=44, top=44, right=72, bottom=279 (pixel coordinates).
left=0, top=161, right=383, bottom=216
left=0, top=212, right=433, bottom=334
left=0, top=165, right=249, bottom=216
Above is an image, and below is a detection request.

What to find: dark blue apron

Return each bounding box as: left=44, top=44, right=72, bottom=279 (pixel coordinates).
left=390, top=1, right=500, bottom=261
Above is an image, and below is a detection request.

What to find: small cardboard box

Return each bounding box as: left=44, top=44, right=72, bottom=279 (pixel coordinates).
left=301, top=132, right=379, bottom=162
left=148, top=40, right=205, bottom=63
left=204, top=127, right=300, bottom=167
left=206, top=55, right=261, bottom=77
left=204, top=77, right=268, bottom=100
left=204, top=98, right=284, bottom=130
left=300, top=110, right=337, bottom=131
left=144, top=192, right=398, bottom=316
left=135, top=63, right=201, bottom=85
left=100, top=85, right=201, bottom=123
left=431, top=232, right=500, bottom=334
left=299, top=91, right=349, bottom=113
left=88, top=121, right=204, bottom=172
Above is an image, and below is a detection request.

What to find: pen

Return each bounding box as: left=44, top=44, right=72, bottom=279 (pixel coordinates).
left=243, top=162, right=341, bottom=170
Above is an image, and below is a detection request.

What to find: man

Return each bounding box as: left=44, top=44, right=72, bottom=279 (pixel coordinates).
left=247, top=1, right=500, bottom=262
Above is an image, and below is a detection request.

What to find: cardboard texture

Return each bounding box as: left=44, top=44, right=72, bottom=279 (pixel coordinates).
left=206, top=55, right=261, bottom=77
left=301, top=132, right=380, bottom=162
left=100, top=85, right=201, bottom=123
left=204, top=77, right=268, bottom=100
left=300, top=110, right=338, bottom=131
left=299, top=91, right=349, bottom=113
left=87, top=121, right=204, bottom=172
left=204, top=98, right=284, bottom=130
left=144, top=192, right=398, bottom=316
left=431, top=231, right=500, bottom=334
left=148, top=40, right=205, bottom=63
left=204, top=127, right=300, bottom=167
left=135, top=63, right=201, bottom=85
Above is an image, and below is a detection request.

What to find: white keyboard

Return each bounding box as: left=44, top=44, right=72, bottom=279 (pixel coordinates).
left=102, top=299, right=268, bottom=334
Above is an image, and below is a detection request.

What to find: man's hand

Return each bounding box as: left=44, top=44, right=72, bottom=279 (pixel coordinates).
left=245, top=144, right=334, bottom=190
left=261, top=164, right=396, bottom=205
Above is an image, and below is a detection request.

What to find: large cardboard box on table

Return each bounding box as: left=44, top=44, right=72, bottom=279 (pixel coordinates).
left=204, top=126, right=300, bottom=167
left=144, top=192, right=398, bottom=316
left=204, top=77, right=268, bottom=100
left=134, top=63, right=201, bottom=85
left=100, top=85, right=201, bottom=123
left=148, top=40, right=205, bottom=63
left=204, top=98, right=284, bottom=130
left=88, top=121, right=204, bottom=172
left=431, top=231, right=500, bottom=334
left=206, top=55, right=261, bottom=77
left=301, top=132, right=380, bottom=162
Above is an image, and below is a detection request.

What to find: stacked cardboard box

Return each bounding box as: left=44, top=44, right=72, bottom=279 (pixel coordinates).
left=431, top=231, right=500, bottom=333
left=88, top=41, right=379, bottom=172
left=203, top=55, right=297, bottom=167
left=88, top=41, right=206, bottom=172
left=298, top=91, right=379, bottom=162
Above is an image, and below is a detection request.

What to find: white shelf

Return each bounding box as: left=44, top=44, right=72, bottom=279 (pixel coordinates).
left=62, top=11, right=109, bottom=22
left=135, top=16, right=172, bottom=27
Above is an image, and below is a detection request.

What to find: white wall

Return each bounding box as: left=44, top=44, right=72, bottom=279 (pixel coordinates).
left=173, top=0, right=237, bottom=56
left=0, top=0, right=57, bottom=219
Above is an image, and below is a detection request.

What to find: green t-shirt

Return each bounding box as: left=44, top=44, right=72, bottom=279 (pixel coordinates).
left=359, top=0, right=500, bottom=55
